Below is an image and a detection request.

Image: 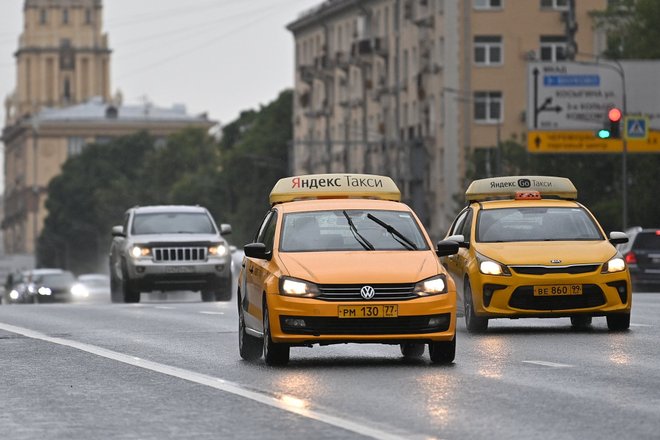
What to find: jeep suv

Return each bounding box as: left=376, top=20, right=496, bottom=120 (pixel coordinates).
left=109, top=205, right=233, bottom=303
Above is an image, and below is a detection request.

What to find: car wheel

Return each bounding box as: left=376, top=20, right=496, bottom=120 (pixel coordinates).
left=570, top=315, right=592, bottom=329
left=121, top=263, right=140, bottom=303
left=606, top=313, right=630, bottom=331
left=238, top=290, right=262, bottom=361
left=213, top=278, right=233, bottom=302
left=201, top=290, right=215, bottom=302
left=263, top=297, right=289, bottom=366
left=400, top=342, right=425, bottom=358
left=428, top=336, right=456, bottom=364
left=464, top=281, right=488, bottom=333
left=110, top=267, right=122, bottom=303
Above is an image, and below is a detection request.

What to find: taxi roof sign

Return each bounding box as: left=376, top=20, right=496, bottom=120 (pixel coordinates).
left=269, top=174, right=401, bottom=205
left=466, top=176, right=577, bottom=202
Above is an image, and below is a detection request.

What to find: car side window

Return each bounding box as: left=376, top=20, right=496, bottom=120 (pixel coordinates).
left=261, top=212, right=278, bottom=254
left=460, top=209, right=474, bottom=242
left=254, top=210, right=274, bottom=243
left=123, top=212, right=130, bottom=234
left=449, top=209, right=469, bottom=236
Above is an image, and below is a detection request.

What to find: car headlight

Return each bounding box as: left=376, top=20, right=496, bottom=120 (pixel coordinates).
left=279, top=277, right=319, bottom=298
left=208, top=243, right=228, bottom=257
left=38, top=286, right=52, bottom=296
left=130, top=245, right=151, bottom=258
left=71, top=283, right=89, bottom=298
left=479, top=260, right=511, bottom=276
left=9, top=290, right=19, bottom=300
left=602, top=257, right=626, bottom=273
left=413, top=275, right=448, bottom=296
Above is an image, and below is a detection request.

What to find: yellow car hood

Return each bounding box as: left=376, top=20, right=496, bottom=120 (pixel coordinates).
left=278, top=251, right=440, bottom=284
left=474, top=240, right=617, bottom=265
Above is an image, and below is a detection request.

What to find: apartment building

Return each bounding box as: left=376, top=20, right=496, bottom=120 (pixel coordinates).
left=2, top=0, right=215, bottom=255
left=287, top=0, right=608, bottom=238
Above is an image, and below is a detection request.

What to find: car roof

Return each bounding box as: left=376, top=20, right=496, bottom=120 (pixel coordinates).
left=472, top=199, right=581, bottom=210
left=275, top=198, right=412, bottom=214
left=131, top=205, right=209, bottom=214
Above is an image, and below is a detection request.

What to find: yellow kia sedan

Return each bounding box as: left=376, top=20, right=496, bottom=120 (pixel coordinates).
left=237, top=174, right=459, bottom=365
left=442, top=176, right=631, bottom=333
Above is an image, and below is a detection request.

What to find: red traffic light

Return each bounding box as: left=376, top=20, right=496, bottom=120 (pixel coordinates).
left=608, top=108, right=622, bottom=122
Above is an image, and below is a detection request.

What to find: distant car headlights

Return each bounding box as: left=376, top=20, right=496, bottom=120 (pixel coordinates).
left=71, top=283, right=89, bottom=298
left=37, top=286, right=52, bottom=296
left=477, top=253, right=511, bottom=276
left=208, top=243, right=228, bottom=257
left=603, top=257, right=626, bottom=273
left=279, top=277, right=320, bottom=298
left=130, top=245, right=151, bottom=258
left=414, top=275, right=448, bottom=296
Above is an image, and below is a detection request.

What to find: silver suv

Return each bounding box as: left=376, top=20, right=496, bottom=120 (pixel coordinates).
left=109, top=205, right=233, bottom=303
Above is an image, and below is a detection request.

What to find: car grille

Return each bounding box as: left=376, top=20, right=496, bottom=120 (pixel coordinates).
left=510, top=264, right=600, bottom=275
left=316, top=283, right=417, bottom=301
left=279, top=314, right=451, bottom=335
left=508, top=284, right=605, bottom=310
left=153, top=247, right=207, bottom=262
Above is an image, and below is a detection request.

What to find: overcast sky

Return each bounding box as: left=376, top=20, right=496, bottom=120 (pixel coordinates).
left=0, top=0, right=316, bottom=129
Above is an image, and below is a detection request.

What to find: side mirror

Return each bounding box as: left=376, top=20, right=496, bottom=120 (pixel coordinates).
left=436, top=240, right=460, bottom=257
left=220, top=224, right=232, bottom=235
left=244, top=243, right=269, bottom=260
left=446, top=234, right=469, bottom=248
left=111, top=225, right=125, bottom=237
left=609, top=231, right=629, bottom=245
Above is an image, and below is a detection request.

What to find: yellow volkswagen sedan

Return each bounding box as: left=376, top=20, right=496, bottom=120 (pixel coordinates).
left=442, top=176, right=631, bottom=333
left=237, top=174, right=459, bottom=365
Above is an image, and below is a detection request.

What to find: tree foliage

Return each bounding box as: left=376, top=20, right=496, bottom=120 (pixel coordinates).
left=38, top=90, right=292, bottom=273
left=592, top=0, right=660, bottom=59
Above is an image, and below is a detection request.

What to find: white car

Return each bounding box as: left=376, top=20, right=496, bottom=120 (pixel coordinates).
left=72, top=274, right=111, bottom=302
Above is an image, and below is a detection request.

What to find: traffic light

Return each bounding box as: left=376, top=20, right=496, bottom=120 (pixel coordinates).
left=597, top=107, right=622, bottom=139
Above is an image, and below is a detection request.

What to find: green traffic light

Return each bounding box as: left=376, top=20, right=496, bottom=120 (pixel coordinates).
left=597, top=129, right=611, bottom=139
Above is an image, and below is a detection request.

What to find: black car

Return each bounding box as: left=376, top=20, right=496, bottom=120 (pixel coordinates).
left=619, top=227, right=660, bottom=292
left=29, top=269, right=78, bottom=303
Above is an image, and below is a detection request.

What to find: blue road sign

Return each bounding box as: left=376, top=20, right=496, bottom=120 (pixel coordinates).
left=624, top=116, right=649, bottom=140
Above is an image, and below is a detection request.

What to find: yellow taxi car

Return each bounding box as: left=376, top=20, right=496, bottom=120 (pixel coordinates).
left=237, top=174, right=459, bottom=365
left=442, top=176, right=632, bottom=333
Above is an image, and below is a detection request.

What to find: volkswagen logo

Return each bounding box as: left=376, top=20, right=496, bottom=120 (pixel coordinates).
left=360, top=285, right=375, bottom=300
left=550, top=259, right=562, bottom=264
left=518, top=178, right=532, bottom=188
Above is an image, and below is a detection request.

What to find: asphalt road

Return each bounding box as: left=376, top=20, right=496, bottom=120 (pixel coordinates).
left=1, top=291, right=659, bottom=440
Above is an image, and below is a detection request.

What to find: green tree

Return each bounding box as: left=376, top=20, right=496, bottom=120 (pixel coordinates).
left=592, top=0, right=660, bottom=59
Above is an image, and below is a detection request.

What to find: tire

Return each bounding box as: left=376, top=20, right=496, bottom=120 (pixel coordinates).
left=238, top=290, right=262, bottom=361
left=400, top=342, right=425, bottom=358
left=263, top=298, right=289, bottom=366
left=464, top=281, right=488, bottom=333
left=214, top=278, right=233, bottom=302
left=201, top=290, right=215, bottom=302
left=121, top=263, right=140, bottom=303
left=110, top=266, right=122, bottom=303
left=570, top=315, right=592, bottom=329
left=429, top=336, right=456, bottom=364
left=607, top=313, right=630, bottom=331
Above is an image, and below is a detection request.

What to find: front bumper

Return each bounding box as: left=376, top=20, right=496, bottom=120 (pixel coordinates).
left=266, top=292, right=456, bottom=345
left=471, top=270, right=632, bottom=318
left=126, top=258, right=231, bottom=292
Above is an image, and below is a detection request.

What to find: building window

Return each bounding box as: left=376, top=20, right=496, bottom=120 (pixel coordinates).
left=540, top=0, right=568, bottom=9
left=474, top=91, right=502, bottom=123
left=40, top=8, right=47, bottom=25
left=62, top=8, right=69, bottom=24
left=67, top=137, right=84, bottom=157
left=474, top=0, right=502, bottom=9
left=540, top=35, right=567, bottom=61
left=85, top=8, right=93, bottom=24
left=474, top=35, right=502, bottom=65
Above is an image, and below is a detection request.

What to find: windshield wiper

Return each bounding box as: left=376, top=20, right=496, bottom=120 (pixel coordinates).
left=366, top=213, right=418, bottom=250
left=342, top=210, right=374, bottom=251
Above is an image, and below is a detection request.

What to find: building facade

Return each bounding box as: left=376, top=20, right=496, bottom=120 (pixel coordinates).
left=287, top=0, right=608, bottom=238
left=2, top=0, right=215, bottom=255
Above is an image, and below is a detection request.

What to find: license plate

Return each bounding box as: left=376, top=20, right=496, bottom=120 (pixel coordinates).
left=533, top=284, right=582, bottom=296
left=165, top=266, right=194, bottom=273
left=338, top=305, right=398, bottom=318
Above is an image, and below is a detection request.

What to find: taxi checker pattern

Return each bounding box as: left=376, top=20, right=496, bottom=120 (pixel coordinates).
left=442, top=175, right=632, bottom=333
left=237, top=173, right=460, bottom=365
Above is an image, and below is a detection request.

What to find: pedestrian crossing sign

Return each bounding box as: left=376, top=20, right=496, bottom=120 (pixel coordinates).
left=624, top=116, right=649, bottom=141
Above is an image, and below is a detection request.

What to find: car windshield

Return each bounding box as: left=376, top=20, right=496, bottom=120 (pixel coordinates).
left=132, top=212, right=216, bottom=235
left=279, top=210, right=429, bottom=252
left=633, top=232, right=660, bottom=250
left=477, top=207, right=603, bottom=242
left=36, top=272, right=76, bottom=287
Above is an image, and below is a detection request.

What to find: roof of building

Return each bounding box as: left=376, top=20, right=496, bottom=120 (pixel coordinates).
left=31, top=96, right=211, bottom=124
left=287, top=0, right=353, bottom=32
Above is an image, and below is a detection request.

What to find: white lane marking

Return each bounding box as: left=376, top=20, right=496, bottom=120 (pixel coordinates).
left=155, top=306, right=175, bottom=310
left=199, top=311, right=224, bottom=315
left=0, top=322, right=412, bottom=440
left=630, top=323, right=653, bottom=327
left=523, top=360, right=573, bottom=368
